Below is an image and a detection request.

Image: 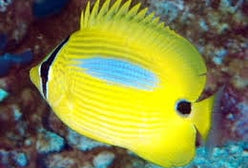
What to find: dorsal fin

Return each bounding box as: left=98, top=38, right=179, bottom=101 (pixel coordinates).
left=96, top=0, right=111, bottom=19
left=114, top=0, right=132, bottom=19
left=104, top=0, right=122, bottom=19
left=125, top=3, right=141, bottom=19
left=83, top=1, right=91, bottom=27
left=89, top=0, right=100, bottom=24
left=80, top=0, right=165, bottom=30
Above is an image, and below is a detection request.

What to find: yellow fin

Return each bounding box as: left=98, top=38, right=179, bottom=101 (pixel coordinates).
left=104, top=0, right=122, bottom=19
left=151, top=16, right=160, bottom=25
left=133, top=7, right=148, bottom=21
left=83, top=1, right=91, bottom=27
left=114, top=0, right=132, bottom=19
left=89, top=0, right=100, bottom=25
left=157, top=22, right=165, bottom=29
left=80, top=0, right=163, bottom=30
left=190, top=95, right=215, bottom=140
left=125, top=3, right=141, bottom=19
left=142, top=12, right=155, bottom=24
left=97, top=0, right=111, bottom=19
left=190, top=89, right=223, bottom=141
left=205, top=87, right=224, bottom=151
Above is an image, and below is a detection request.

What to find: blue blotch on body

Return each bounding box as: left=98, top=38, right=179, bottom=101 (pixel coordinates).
left=79, top=57, right=159, bottom=91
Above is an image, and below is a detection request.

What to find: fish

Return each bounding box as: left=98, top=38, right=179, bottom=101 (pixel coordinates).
left=29, top=0, right=217, bottom=167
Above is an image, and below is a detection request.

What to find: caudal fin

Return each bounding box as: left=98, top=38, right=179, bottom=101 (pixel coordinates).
left=190, top=87, right=224, bottom=143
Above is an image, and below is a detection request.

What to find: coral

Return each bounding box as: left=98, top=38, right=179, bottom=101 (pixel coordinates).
left=182, top=141, right=248, bottom=168
left=0, top=50, right=33, bottom=77
left=11, top=151, right=28, bottom=167
left=66, top=128, right=110, bottom=152
left=93, top=151, right=115, bottom=168
left=0, top=0, right=248, bottom=167
left=234, top=102, right=248, bottom=141
left=43, top=153, right=77, bottom=168
left=0, top=0, right=33, bottom=44
left=0, top=150, right=28, bottom=167
left=0, top=34, right=7, bottom=50
left=36, top=128, right=65, bottom=154
left=148, top=0, right=184, bottom=23
left=212, top=48, right=228, bottom=65
left=33, top=0, right=70, bottom=18
left=0, top=0, right=12, bottom=12
left=0, top=89, right=8, bottom=102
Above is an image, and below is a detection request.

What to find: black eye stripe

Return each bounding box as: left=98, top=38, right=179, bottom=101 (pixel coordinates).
left=40, top=36, right=70, bottom=98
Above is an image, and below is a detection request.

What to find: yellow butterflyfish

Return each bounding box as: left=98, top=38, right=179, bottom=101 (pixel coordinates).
left=29, top=0, right=217, bottom=167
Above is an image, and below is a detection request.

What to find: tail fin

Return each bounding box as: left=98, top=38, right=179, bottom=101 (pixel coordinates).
left=205, top=87, right=224, bottom=152
left=190, top=87, right=224, bottom=143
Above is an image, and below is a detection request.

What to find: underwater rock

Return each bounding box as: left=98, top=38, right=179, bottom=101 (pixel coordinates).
left=0, top=50, right=33, bottom=77
left=0, top=89, right=8, bottom=102
left=0, top=34, right=7, bottom=50
left=36, top=128, right=65, bottom=154
left=0, top=150, right=28, bottom=167
left=11, top=151, right=28, bottom=167
left=0, top=0, right=13, bottom=12
left=33, top=0, right=70, bottom=18
left=66, top=128, right=110, bottom=152
left=93, top=151, right=115, bottom=168
left=148, top=0, right=184, bottom=23
left=184, top=141, right=248, bottom=168
left=0, top=0, right=247, bottom=167
left=212, top=48, right=228, bottom=65
left=43, top=153, right=77, bottom=168
left=0, top=0, right=33, bottom=45
left=234, top=102, right=248, bottom=141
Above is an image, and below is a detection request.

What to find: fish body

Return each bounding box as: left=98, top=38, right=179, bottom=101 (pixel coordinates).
left=30, top=0, right=216, bottom=167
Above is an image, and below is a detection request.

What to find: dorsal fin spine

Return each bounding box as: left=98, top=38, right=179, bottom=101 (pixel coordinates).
left=151, top=17, right=160, bottom=25
left=133, top=8, right=148, bottom=21
left=125, top=3, right=141, bottom=19
left=89, top=0, right=100, bottom=25
left=81, top=0, right=166, bottom=31
left=97, top=0, right=111, bottom=19
left=142, top=12, right=155, bottom=24
left=114, top=0, right=131, bottom=19
left=83, top=1, right=91, bottom=27
left=105, top=0, right=122, bottom=19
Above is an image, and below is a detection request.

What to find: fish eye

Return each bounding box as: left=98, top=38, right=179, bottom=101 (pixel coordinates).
left=176, top=100, right=191, bottom=116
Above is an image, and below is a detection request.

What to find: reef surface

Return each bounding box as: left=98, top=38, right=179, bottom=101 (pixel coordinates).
left=0, top=0, right=248, bottom=167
